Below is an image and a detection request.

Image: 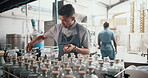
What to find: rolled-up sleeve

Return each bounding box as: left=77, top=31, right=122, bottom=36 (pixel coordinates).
left=44, top=24, right=61, bottom=42
left=81, top=30, right=90, bottom=48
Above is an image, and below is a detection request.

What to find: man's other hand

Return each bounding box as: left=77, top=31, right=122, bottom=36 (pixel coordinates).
left=63, top=44, right=76, bottom=52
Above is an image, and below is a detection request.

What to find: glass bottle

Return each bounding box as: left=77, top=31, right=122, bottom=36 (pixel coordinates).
left=8, top=59, right=19, bottom=78
left=51, top=71, right=60, bottom=78
left=64, top=54, right=68, bottom=62
left=24, top=57, right=29, bottom=63
left=87, top=60, right=93, bottom=67
left=53, top=65, right=62, bottom=77
left=63, top=62, right=69, bottom=69
left=38, top=57, right=43, bottom=62
left=32, top=55, right=37, bottom=61
left=54, top=60, right=59, bottom=65
left=17, top=56, right=24, bottom=61
left=107, top=60, right=117, bottom=78
left=103, top=57, right=109, bottom=68
left=78, top=71, right=86, bottom=78
left=69, top=57, right=75, bottom=68
left=3, top=56, right=13, bottom=78
left=27, top=65, right=39, bottom=78
left=44, top=63, right=52, bottom=77
left=78, top=58, right=85, bottom=71
left=86, top=66, right=98, bottom=78
left=73, top=64, right=81, bottom=78
left=45, top=59, right=50, bottom=64
left=13, top=61, right=24, bottom=77
left=29, top=59, right=35, bottom=71
left=37, top=61, right=42, bottom=74
left=8, top=50, right=17, bottom=59
left=38, top=68, right=48, bottom=78
left=20, top=63, right=31, bottom=78
left=62, top=68, right=74, bottom=78
left=95, top=61, right=107, bottom=78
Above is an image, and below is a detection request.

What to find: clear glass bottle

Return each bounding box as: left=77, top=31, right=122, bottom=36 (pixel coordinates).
left=107, top=60, right=117, bottom=78
left=73, top=64, right=81, bottom=78
left=20, top=63, right=31, bottom=78
left=32, top=55, right=37, bottom=61
left=8, top=59, right=19, bottom=78
left=37, top=61, right=42, bottom=74
left=78, top=58, right=85, bottom=71
left=29, top=59, right=35, bottom=71
left=78, top=71, right=86, bottom=78
left=69, top=57, right=75, bottom=68
left=63, top=62, right=69, bottom=69
left=24, top=57, right=29, bottom=63
left=38, top=68, right=48, bottom=78
left=103, top=57, right=109, bottom=68
left=13, top=61, right=24, bottom=77
left=44, top=63, right=52, bottom=77
left=86, top=66, right=98, bottom=78
left=3, top=56, right=13, bottom=78
left=95, top=61, right=107, bottom=78
left=17, top=56, right=24, bottom=61
left=45, top=59, right=50, bottom=64
left=63, top=68, right=73, bottom=76
left=8, top=50, right=17, bottom=59
left=27, top=65, right=39, bottom=78
left=51, top=71, right=60, bottom=78
left=54, top=60, right=59, bottom=66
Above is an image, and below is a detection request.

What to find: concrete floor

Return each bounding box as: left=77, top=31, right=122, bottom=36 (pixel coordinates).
left=115, top=46, right=147, bottom=63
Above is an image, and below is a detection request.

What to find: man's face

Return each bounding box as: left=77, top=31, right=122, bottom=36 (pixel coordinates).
left=59, top=15, right=75, bottom=28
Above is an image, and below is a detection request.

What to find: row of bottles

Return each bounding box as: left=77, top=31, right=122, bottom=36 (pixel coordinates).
left=2, top=53, right=124, bottom=78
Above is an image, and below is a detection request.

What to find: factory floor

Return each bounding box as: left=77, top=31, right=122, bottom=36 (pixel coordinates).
left=116, top=46, right=147, bottom=63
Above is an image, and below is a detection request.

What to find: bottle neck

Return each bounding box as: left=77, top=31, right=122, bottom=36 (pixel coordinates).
left=42, top=72, right=48, bottom=77
left=33, top=68, right=38, bottom=73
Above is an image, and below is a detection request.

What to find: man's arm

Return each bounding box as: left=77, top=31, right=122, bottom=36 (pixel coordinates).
left=26, top=35, right=47, bottom=52
left=98, top=39, right=101, bottom=49
left=112, top=38, right=117, bottom=54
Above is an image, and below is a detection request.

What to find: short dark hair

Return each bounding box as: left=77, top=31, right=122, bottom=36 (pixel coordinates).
left=58, top=4, right=75, bottom=17
left=103, top=22, right=109, bottom=28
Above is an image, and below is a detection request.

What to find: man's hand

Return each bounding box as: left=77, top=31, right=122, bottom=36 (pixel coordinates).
left=63, top=44, right=76, bottom=52
left=26, top=42, right=34, bottom=53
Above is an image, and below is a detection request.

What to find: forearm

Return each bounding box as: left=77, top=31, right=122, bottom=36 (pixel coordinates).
left=75, top=47, right=90, bottom=54
left=30, top=35, right=46, bottom=45
left=98, top=39, right=101, bottom=47
left=113, top=39, right=117, bottom=50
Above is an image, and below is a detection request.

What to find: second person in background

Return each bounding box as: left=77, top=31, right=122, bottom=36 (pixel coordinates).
left=98, top=22, right=117, bottom=60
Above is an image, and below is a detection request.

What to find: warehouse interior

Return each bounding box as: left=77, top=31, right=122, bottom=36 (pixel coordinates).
left=0, top=0, right=148, bottom=78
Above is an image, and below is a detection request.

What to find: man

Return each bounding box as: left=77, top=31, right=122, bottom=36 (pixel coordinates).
left=26, top=4, right=90, bottom=60
left=98, top=22, right=117, bottom=60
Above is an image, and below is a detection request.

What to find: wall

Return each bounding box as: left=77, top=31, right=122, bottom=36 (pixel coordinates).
left=0, top=0, right=53, bottom=49
left=108, top=0, right=148, bottom=52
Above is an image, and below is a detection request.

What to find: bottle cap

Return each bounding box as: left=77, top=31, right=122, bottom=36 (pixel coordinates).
left=78, top=71, right=86, bottom=75
left=64, top=68, right=72, bottom=72
left=75, top=65, right=81, bottom=68
left=64, top=75, right=75, bottom=78
left=41, top=68, right=48, bottom=72
left=63, top=62, right=69, bottom=65
left=87, top=66, right=93, bottom=71
left=52, top=71, right=60, bottom=75
left=32, top=65, right=38, bottom=69
left=45, top=63, right=50, bottom=67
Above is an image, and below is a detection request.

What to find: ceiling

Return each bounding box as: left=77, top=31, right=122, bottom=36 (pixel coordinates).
left=0, top=0, right=36, bottom=13
left=0, top=0, right=129, bottom=13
